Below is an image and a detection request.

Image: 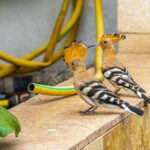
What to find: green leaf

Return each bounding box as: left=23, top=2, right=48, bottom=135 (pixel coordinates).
left=0, top=106, right=21, bottom=137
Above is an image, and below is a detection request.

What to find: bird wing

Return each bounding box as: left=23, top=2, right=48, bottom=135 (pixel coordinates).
left=79, top=80, right=126, bottom=108
left=103, top=67, right=145, bottom=93
left=78, top=80, right=144, bottom=115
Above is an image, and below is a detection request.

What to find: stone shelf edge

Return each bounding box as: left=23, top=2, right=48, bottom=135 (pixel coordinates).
left=0, top=53, right=150, bottom=150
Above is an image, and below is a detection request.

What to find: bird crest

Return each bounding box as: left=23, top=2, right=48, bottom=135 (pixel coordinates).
left=63, top=41, right=88, bottom=65
left=101, top=34, right=126, bottom=42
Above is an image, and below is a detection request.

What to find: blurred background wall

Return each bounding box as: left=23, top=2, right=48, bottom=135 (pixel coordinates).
left=0, top=0, right=149, bottom=87
left=0, top=0, right=117, bottom=85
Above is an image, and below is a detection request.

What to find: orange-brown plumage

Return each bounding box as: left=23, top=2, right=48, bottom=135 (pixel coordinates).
left=100, top=34, right=125, bottom=70
left=63, top=42, right=88, bottom=66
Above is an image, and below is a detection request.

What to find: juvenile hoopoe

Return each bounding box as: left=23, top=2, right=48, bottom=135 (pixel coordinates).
left=62, top=41, right=144, bottom=116
left=99, top=34, right=150, bottom=104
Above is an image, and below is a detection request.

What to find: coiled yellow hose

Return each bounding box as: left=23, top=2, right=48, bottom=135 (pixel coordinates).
left=16, top=21, right=80, bottom=74
left=0, top=0, right=105, bottom=97
left=0, top=0, right=83, bottom=77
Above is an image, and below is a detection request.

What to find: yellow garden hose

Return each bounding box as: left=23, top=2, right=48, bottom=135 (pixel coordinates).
left=44, top=0, right=83, bottom=62
left=59, top=0, right=83, bottom=40
left=22, top=0, right=83, bottom=61
left=43, top=0, right=70, bottom=62
left=0, top=63, right=7, bottom=68
left=0, top=0, right=105, bottom=97
left=0, top=0, right=70, bottom=68
left=0, top=52, right=50, bottom=68
left=0, top=0, right=83, bottom=77
left=28, top=0, right=105, bottom=96
left=28, top=83, right=76, bottom=96
left=94, top=0, right=104, bottom=80
left=23, top=0, right=83, bottom=61
left=0, top=22, right=79, bottom=76
left=0, top=100, right=9, bottom=108
left=16, top=21, right=79, bottom=74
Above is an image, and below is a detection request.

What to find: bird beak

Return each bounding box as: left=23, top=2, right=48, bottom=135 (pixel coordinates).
left=55, top=69, right=69, bottom=77
left=87, top=43, right=100, bottom=49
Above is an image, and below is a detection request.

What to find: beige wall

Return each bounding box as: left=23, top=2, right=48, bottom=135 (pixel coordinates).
left=118, top=0, right=150, bottom=53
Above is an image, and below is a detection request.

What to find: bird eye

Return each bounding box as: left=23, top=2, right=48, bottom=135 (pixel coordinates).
left=103, top=40, right=107, bottom=44
left=71, top=62, right=75, bottom=66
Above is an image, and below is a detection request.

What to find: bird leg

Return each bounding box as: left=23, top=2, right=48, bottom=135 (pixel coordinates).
left=114, top=88, right=121, bottom=95
left=79, top=106, right=97, bottom=115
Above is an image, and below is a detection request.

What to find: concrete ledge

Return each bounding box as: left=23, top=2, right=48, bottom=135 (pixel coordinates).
left=0, top=54, right=150, bottom=150
left=82, top=106, right=150, bottom=150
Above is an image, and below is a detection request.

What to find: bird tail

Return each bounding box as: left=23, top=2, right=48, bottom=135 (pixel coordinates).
left=121, top=103, right=144, bottom=116
left=135, top=91, right=150, bottom=103
left=141, top=94, right=150, bottom=103
left=139, top=87, right=146, bottom=93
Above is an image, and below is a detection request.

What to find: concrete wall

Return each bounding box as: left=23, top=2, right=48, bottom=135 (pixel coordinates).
left=0, top=0, right=149, bottom=85
left=118, top=0, right=150, bottom=53
left=0, top=0, right=117, bottom=84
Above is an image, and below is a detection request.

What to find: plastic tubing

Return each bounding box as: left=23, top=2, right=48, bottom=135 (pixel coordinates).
left=94, top=0, right=104, bottom=81
left=0, top=0, right=83, bottom=77
left=28, top=83, right=76, bottom=96
left=0, top=100, right=8, bottom=108
left=43, top=0, right=70, bottom=62
left=16, top=20, right=79, bottom=74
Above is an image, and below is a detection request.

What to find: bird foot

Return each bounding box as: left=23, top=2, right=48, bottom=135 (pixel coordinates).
left=79, top=110, right=96, bottom=115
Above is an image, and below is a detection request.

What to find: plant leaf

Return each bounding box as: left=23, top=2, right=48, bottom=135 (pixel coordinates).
left=0, top=106, right=21, bottom=137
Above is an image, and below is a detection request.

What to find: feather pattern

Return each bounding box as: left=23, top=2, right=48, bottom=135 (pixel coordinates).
left=103, top=66, right=146, bottom=94
left=76, top=80, right=144, bottom=116
left=102, top=52, right=150, bottom=103
left=62, top=40, right=145, bottom=115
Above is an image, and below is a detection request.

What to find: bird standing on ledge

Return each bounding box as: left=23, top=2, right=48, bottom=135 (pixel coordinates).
left=99, top=34, right=150, bottom=104
left=63, top=41, right=144, bottom=116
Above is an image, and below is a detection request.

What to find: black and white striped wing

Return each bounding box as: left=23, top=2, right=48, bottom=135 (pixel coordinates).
left=79, top=81, right=125, bottom=108
left=79, top=80, right=144, bottom=115
left=103, top=67, right=145, bottom=93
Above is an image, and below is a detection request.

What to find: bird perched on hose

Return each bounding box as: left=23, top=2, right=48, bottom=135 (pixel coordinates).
left=98, top=34, right=150, bottom=104
left=62, top=41, right=144, bottom=116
